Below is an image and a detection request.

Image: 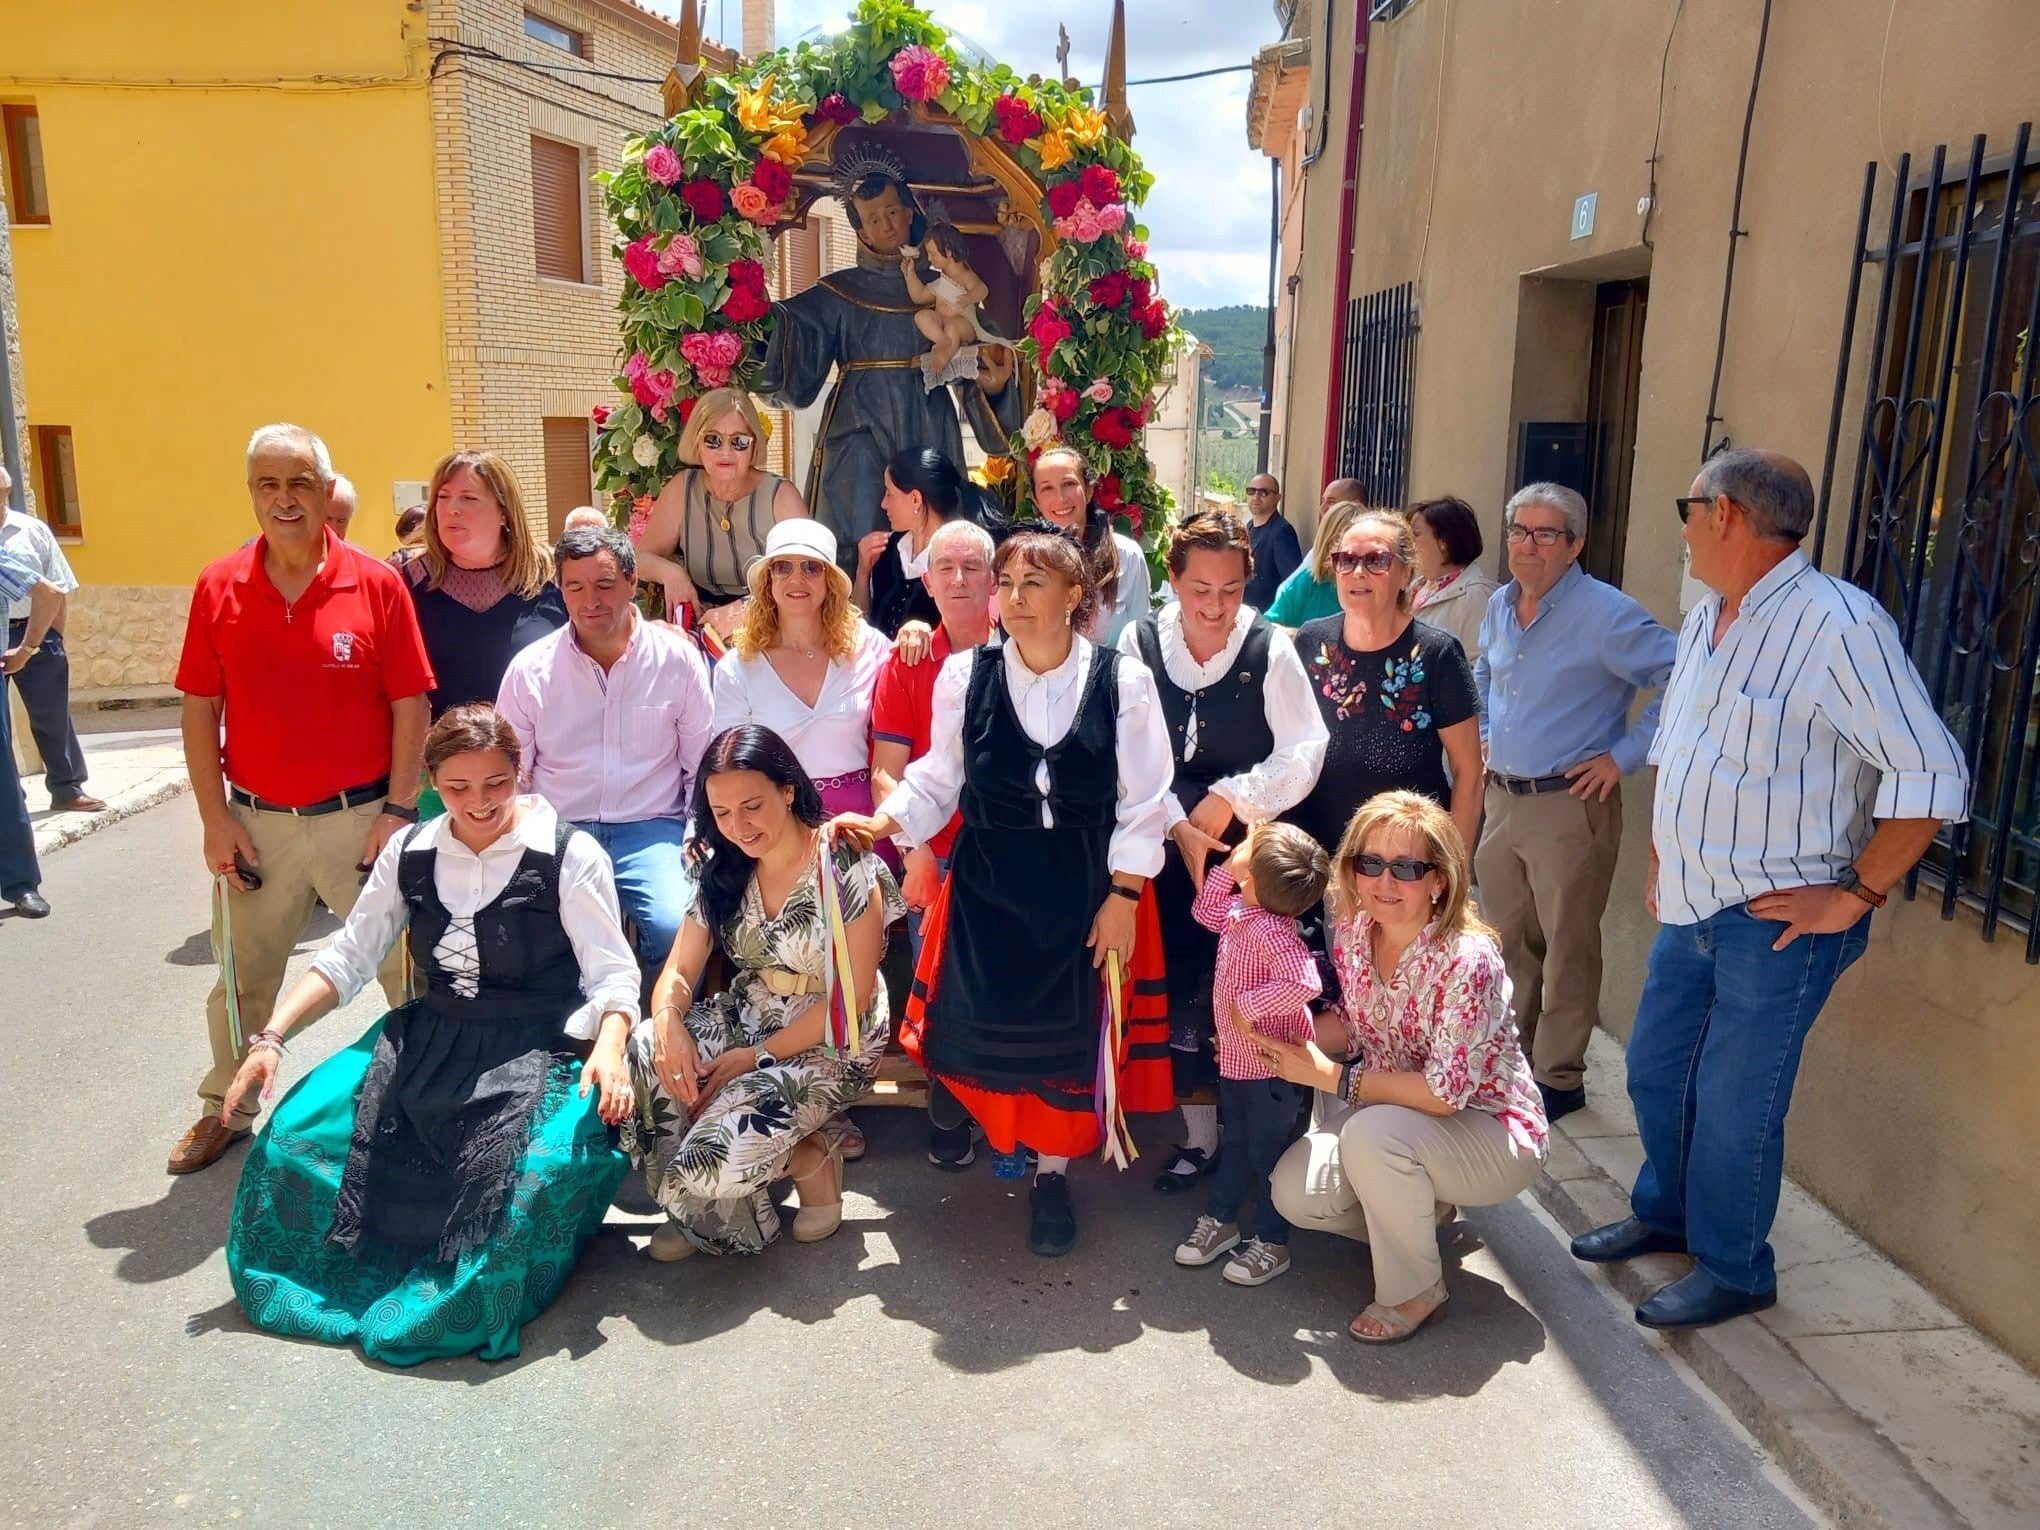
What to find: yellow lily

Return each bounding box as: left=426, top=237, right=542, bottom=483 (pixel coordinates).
left=1064, top=104, right=1109, bottom=149
left=762, top=123, right=810, bottom=167
left=1030, top=129, right=1074, bottom=170
left=734, top=73, right=804, bottom=139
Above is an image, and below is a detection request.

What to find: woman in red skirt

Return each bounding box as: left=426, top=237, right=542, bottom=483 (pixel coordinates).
left=831, top=526, right=1173, bottom=1255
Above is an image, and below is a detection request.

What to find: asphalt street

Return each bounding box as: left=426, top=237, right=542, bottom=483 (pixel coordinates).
left=0, top=800, right=1818, bottom=1529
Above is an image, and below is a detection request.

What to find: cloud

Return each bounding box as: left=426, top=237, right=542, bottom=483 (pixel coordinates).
left=649, top=0, right=1284, bottom=307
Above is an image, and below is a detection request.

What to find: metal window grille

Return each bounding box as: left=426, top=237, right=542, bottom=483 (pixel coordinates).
left=1335, top=282, right=1416, bottom=507
left=1814, top=123, right=2040, bottom=959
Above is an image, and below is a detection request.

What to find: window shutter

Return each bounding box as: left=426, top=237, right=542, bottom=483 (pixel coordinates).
left=782, top=221, right=822, bottom=297
left=531, top=136, right=585, bottom=282
left=541, top=417, right=593, bottom=540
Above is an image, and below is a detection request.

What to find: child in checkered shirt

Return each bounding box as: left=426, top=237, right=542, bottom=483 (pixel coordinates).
left=1172, top=822, right=1330, bottom=1286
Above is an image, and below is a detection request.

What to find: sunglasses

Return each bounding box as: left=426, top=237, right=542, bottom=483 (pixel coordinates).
left=1330, top=548, right=1399, bottom=576
left=1246, top=487, right=1276, bottom=497
left=1352, top=853, right=1438, bottom=882
left=768, top=557, right=829, bottom=580
left=1675, top=495, right=1713, bottom=524
left=1504, top=523, right=1574, bottom=547
left=701, top=432, right=756, bottom=453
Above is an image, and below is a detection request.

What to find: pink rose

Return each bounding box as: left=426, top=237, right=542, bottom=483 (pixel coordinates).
left=623, top=236, right=667, bottom=290
left=657, top=232, right=703, bottom=280
left=730, top=182, right=775, bottom=223
left=644, top=144, right=684, bottom=186
left=1126, top=237, right=1148, bottom=259
left=1084, top=378, right=1113, bottom=403
left=624, top=352, right=676, bottom=409
left=1096, top=201, right=1127, bottom=233
left=680, top=329, right=744, bottom=390
left=1072, top=207, right=1103, bottom=243
left=890, top=44, right=952, bottom=103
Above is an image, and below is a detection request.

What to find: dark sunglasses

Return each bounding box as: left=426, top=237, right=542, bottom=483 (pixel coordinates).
left=1675, top=495, right=1713, bottom=524
left=768, top=557, right=829, bottom=579
left=1330, top=548, right=1399, bottom=576
left=701, top=431, right=755, bottom=453
left=1245, top=486, right=1277, bottom=497
left=1353, top=852, right=1438, bottom=882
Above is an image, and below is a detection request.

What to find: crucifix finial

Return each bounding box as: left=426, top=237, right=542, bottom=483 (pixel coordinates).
left=1056, top=24, right=1073, bottom=85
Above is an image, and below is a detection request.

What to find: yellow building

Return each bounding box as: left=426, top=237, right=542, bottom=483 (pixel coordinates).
left=1, top=0, right=738, bottom=689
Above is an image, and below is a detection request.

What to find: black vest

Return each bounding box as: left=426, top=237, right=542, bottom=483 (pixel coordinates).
left=959, top=640, right=1121, bottom=835
left=1132, top=615, right=1277, bottom=805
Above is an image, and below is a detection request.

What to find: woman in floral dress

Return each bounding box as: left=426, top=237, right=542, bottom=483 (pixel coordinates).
left=623, top=724, right=901, bottom=1259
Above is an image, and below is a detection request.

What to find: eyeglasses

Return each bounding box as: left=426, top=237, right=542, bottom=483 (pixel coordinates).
left=1675, top=495, right=1713, bottom=524
left=1352, top=853, right=1438, bottom=882
left=1330, top=548, right=1399, bottom=576
left=768, top=557, right=829, bottom=580
left=701, top=432, right=755, bottom=453
left=1245, top=487, right=1276, bottom=497
left=1504, top=523, right=1574, bottom=547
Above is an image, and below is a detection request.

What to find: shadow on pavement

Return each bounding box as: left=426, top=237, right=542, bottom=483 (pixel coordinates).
left=85, top=1143, right=248, bottom=1283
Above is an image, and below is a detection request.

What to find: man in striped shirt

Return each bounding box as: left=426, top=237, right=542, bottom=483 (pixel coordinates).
left=1571, top=449, right=1969, bottom=1331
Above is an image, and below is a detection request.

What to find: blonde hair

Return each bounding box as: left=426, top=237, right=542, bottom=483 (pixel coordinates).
left=1031, top=444, right=1122, bottom=612
left=419, top=449, right=551, bottom=599
left=679, top=388, right=769, bottom=468
left=734, top=562, right=862, bottom=661
left=1307, top=499, right=1367, bottom=582
left=1330, top=790, right=1491, bottom=943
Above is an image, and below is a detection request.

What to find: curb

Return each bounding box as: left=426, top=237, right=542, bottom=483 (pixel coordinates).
left=34, top=773, right=190, bottom=859
left=1531, top=1158, right=1968, bottom=1529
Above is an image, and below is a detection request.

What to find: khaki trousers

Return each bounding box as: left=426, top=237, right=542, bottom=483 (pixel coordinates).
left=1473, top=781, right=1622, bottom=1091
left=201, top=798, right=407, bottom=1127
left=1268, top=1101, right=1543, bottom=1305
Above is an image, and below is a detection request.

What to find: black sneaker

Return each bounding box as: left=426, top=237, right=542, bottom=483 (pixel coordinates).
left=1538, top=1082, right=1587, bottom=1124
left=1027, top=1173, right=1077, bottom=1257
left=927, top=1120, right=978, bottom=1171
left=1153, top=1145, right=1220, bottom=1194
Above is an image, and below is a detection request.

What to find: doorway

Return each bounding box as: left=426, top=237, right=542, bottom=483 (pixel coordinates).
left=1582, top=278, right=1647, bottom=587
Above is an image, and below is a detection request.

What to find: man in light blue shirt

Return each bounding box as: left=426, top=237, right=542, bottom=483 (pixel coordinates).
left=1472, top=482, right=1675, bottom=1122
left=1, top=544, right=65, bottom=916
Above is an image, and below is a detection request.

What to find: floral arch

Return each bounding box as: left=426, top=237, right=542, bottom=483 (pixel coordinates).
left=591, top=0, right=1178, bottom=558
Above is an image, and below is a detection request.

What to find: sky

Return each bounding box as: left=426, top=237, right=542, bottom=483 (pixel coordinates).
left=656, top=0, right=1286, bottom=311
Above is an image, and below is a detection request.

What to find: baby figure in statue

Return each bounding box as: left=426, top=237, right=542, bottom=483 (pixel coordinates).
left=902, top=221, right=995, bottom=375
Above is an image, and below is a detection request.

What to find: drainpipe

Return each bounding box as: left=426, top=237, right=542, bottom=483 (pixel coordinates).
left=0, top=336, right=22, bottom=516
left=1320, top=2, right=1369, bottom=489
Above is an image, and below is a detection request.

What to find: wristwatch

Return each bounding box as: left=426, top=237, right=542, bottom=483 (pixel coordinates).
left=380, top=801, right=421, bottom=824
left=1835, top=864, right=1886, bottom=908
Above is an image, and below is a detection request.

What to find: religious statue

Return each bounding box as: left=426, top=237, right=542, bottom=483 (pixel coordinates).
left=903, top=220, right=1001, bottom=376
left=758, top=146, right=1022, bottom=555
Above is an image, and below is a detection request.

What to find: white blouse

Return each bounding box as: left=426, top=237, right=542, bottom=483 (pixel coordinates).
left=1085, top=532, right=1153, bottom=648
left=1118, top=603, right=1329, bottom=828
left=878, top=635, right=1172, bottom=878
left=711, top=620, right=893, bottom=781
left=309, top=798, right=642, bottom=1041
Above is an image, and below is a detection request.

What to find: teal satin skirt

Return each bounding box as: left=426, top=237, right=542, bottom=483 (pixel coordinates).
left=225, top=1017, right=627, bottom=1367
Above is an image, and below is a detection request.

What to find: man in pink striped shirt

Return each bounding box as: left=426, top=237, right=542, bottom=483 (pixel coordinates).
left=496, top=526, right=715, bottom=973
left=1171, top=823, right=1329, bottom=1287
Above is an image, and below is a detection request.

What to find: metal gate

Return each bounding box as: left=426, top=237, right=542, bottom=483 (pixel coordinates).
left=1814, top=124, right=2040, bottom=959
left=1334, top=282, right=1416, bottom=507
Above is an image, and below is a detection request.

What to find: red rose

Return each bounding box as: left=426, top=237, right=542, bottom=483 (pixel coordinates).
left=1095, top=472, right=1124, bottom=510
left=622, top=237, right=667, bottom=291
left=993, top=94, right=1044, bottom=144
left=1080, top=164, right=1122, bottom=207
left=1128, top=276, right=1152, bottom=309
left=1029, top=304, right=1072, bottom=353
left=813, top=93, right=859, bottom=126
left=750, top=157, right=792, bottom=204
left=1137, top=299, right=1169, bottom=340
left=591, top=404, right=611, bottom=428
left=1046, top=181, right=1083, bottom=219
left=727, top=257, right=767, bottom=292
left=1047, top=386, right=1079, bottom=423
left=680, top=179, right=726, bottom=223
left=1088, top=271, right=1129, bottom=310
left=1092, top=407, right=1140, bottom=449
left=721, top=284, right=770, bottom=323
left=677, top=396, right=698, bottom=426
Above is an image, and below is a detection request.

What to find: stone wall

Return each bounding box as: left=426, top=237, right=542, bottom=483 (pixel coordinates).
left=62, top=586, right=191, bottom=690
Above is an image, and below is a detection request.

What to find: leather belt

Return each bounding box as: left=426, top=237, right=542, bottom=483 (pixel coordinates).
left=837, top=358, right=923, bottom=371
left=756, top=966, right=824, bottom=997
left=230, top=778, right=391, bottom=817
left=1486, top=769, right=1572, bottom=797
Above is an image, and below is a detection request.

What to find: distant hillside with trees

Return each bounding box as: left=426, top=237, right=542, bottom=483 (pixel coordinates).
left=1178, top=305, right=1268, bottom=392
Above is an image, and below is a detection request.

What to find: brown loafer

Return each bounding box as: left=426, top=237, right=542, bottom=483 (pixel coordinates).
left=51, top=795, right=108, bottom=813
left=168, top=1116, right=250, bottom=1175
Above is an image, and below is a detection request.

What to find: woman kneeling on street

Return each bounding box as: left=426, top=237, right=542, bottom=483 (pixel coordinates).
left=623, top=724, right=901, bottom=1259
left=1256, top=790, right=1548, bottom=1343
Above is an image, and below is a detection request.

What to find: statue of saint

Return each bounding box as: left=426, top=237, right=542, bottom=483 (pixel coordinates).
left=759, top=149, right=1021, bottom=555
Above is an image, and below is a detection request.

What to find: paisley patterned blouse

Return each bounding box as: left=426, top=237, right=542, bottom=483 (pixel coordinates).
left=1332, top=912, right=1548, bottom=1156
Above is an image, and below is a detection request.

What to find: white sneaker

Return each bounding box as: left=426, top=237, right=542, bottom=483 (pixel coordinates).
left=1174, top=1215, right=1241, bottom=1267
left=1222, top=1238, right=1292, bottom=1286
left=648, top=1218, right=697, bottom=1262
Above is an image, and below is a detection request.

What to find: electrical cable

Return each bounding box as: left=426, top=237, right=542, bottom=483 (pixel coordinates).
left=1699, top=0, right=1773, bottom=461
left=1640, top=0, right=1685, bottom=249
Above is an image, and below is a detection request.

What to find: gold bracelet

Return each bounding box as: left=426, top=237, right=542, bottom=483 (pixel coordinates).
left=653, top=1003, right=686, bottom=1022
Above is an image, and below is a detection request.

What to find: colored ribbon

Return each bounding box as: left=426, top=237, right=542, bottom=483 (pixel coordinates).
left=816, top=839, right=860, bottom=1056
left=1094, top=950, right=1138, bottom=1169
left=214, top=874, right=243, bottom=1055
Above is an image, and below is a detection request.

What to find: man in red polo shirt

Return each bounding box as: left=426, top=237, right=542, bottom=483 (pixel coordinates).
left=168, top=423, right=434, bottom=1174
left=869, top=517, right=996, bottom=1170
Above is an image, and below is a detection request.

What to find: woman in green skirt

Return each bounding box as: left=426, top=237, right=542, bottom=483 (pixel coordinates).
left=219, top=703, right=639, bottom=1366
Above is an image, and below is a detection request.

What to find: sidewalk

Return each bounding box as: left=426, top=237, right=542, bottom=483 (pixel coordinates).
left=1538, top=1029, right=2040, bottom=1530
left=25, top=717, right=188, bottom=859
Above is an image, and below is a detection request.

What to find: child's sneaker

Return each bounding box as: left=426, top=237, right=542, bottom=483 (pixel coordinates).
left=1222, top=1238, right=1292, bottom=1286
left=1173, top=1215, right=1241, bottom=1267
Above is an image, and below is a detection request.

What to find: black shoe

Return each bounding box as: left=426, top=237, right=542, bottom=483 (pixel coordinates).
left=1636, top=1268, right=1777, bottom=1331
left=1537, top=1082, right=1587, bottom=1123
left=8, top=891, right=50, bottom=919
left=1152, top=1145, right=1219, bottom=1195
left=1027, top=1173, right=1077, bottom=1257
left=927, top=1120, right=977, bottom=1172
left=1571, top=1217, right=1688, bottom=1263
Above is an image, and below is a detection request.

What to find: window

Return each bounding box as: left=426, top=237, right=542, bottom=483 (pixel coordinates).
left=32, top=426, right=81, bottom=536
left=541, top=417, right=593, bottom=540
left=1820, top=130, right=2039, bottom=954
left=3, top=104, right=51, bottom=224
left=531, top=136, right=587, bottom=283
left=1332, top=281, right=1416, bottom=507
left=523, top=12, right=587, bottom=57
left=781, top=220, right=821, bottom=297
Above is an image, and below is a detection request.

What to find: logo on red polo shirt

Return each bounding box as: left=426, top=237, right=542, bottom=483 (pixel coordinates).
left=331, top=632, right=357, bottom=663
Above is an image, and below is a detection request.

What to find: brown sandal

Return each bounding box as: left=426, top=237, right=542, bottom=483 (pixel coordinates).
left=1349, top=1280, right=1450, bottom=1344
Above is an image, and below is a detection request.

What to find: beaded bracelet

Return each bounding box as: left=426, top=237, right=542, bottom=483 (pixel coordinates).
left=248, top=1029, right=288, bottom=1058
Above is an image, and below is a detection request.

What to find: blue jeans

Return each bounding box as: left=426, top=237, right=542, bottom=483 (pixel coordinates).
left=1210, top=1076, right=1305, bottom=1244
left=0, top=675, right=41, bottom=897
left=575, top=818, right=692, bottom=970
left=1626, top=904, right=1869, bottom=1293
